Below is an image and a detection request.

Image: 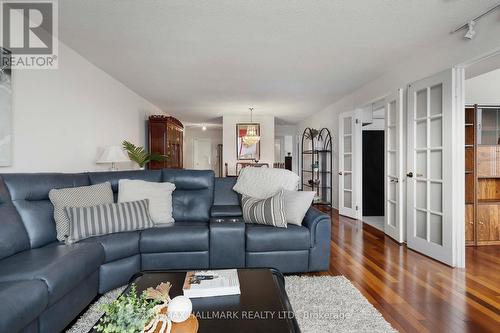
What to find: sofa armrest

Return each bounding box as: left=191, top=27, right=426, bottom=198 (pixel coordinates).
left=210, top=205, right=243, bottom=218
left=302, top=206, right=331, bottom=271
left=302, top=206, right=331, bottom=247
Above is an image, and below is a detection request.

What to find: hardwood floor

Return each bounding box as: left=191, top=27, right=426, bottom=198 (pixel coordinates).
left=314, top=207, right=500, bottom=333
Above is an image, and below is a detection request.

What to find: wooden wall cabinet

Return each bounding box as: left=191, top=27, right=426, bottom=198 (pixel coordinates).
left=148, top=115, right=184, bottom=169
left=465, top=105, right=500, bottom=246
left=476, top=205, right=500, bottom=244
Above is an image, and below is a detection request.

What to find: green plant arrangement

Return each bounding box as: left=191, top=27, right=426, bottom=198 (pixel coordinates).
left=94, top=284, right=159, bottom=333
left=122, top=140, right=168, bottom=168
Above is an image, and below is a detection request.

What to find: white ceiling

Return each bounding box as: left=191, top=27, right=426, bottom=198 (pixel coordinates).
left=59, top=0, right=499, bottom=124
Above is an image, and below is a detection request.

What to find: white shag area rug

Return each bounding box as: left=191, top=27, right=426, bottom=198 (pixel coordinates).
left=67, top=275, right=397, bottom=333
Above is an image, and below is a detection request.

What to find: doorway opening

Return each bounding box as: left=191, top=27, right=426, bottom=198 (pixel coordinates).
left=361, top=101, right=386, bottom=231
left=463, top=56, right=500, bottom=249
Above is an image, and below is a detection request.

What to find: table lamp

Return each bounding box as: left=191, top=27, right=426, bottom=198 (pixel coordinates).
left=96, top=146, right=130, bottom=171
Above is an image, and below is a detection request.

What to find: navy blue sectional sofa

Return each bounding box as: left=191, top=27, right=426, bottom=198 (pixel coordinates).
left=0, top=169, right=331, bottom=333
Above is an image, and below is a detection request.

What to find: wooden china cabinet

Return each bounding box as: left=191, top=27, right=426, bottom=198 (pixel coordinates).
left=148, top=115, right=184, bottom=169
left=465, top=105, right=500, bottom=246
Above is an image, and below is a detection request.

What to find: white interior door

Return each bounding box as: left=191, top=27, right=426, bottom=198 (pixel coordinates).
left=407, top=69, right=463, bottom=266
left=385, top=89, right=405, bottom=243
left=193, top=138, right=212, bottom=170
left=339, top=111, right=358, bottom=219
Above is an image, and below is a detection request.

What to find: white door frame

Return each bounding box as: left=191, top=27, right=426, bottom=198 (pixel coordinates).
left=450, top=48, right=500, bottom=268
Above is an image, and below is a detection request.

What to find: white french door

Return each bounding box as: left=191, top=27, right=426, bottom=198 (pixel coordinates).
left=339, top=111, right=359, bottom=219
left=384, top=89, right=405, bottom=243
left=406, top=69, right=463, bottom=266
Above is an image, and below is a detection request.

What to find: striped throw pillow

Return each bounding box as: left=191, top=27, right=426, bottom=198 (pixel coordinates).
left=242, top=190, right=287, bottom=228
left=64, top=199, right=154, bottom=244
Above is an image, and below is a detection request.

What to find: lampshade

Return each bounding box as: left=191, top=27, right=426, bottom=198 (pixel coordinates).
left=96, top=146, right=130, bottom=164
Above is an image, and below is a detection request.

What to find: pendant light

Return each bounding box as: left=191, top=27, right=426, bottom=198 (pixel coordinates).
left=242, top=108, right=261, bottom=147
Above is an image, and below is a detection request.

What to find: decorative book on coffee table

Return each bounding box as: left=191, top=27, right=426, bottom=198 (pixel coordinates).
left=182, top=269, right=241, bottom=298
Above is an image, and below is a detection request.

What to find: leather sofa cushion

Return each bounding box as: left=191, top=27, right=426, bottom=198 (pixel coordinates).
left=1, top=173, right=89, bottom=249
left=140, top=223, right=209, bottom=253
left=0, top=179, right=30, bottom=260
left=83, top=231, right=140, bottom=263
left=0, top=242, right=104, bottom=305
left=245, top=224, right=311, bottom=251
left=211, top=205, right=243, bottom=218
left=0, top=280, right=48, bottom=333
left=162, top=169, right=214, bottom=222
left=213, top=177, right=240, bottom=206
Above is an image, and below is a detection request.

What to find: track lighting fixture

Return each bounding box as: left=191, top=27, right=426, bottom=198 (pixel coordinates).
left=464, top=21, right=476, bottom=40
left=451, top=3, right=500, bottom=40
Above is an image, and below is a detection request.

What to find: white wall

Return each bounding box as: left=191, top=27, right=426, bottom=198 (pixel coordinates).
left=466, top=68, right=500, bottom=105
left=223, top=114, right=275, bottom=175
left=1, top=42, right=163, bottom=173
left=299, top=14, right=500, bottom=209
left=183, top=127, right=223, bottom=176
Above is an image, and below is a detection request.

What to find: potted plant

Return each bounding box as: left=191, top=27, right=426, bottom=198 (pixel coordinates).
left=122, top=141, right=168, bottom=169
left=95, top=284, right=159, bottom=333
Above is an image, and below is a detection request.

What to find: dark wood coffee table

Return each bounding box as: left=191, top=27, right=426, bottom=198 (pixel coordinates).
left=89, top=268, right=300, bottom=333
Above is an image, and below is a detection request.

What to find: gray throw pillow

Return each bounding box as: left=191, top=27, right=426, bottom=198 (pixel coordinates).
left=242, top=190, right=287, bottom=228
left=64, top=199, right=154, bottom=244
left=48, top=182, right=114, bottom=241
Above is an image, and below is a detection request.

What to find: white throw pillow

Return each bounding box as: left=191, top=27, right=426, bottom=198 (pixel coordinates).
left=284, top=190, right=315, bottom=225
left=118, top=179, right=175, bottom=225
left=233, top=167, right=300, bottom=199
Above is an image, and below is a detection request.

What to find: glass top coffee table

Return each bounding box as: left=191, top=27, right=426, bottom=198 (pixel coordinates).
left=89, top=268, right=300, bottom=333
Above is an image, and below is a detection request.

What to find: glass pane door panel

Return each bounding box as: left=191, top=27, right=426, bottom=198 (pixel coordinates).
left=344, top=136, right=352, bottom=153
left=430, top=182, right=443, bottom=213
left=388, top=202, right=396, bottom=227
left=430, top=150, right=443, bottom=180
left=416, top=181, right=427, bottom=209
left=388, top=151, right=396, bottom=175
left=344, top=117, right=352, bottom=135
left=430, top=117, right=442, bottom=147
left=416, top=151, right=427, bottom=177
left=388, top=127, right=396, bottom=150
left=389, top=101, right=396, bottom=126
left=388, top=182, right=396, bottom=201
left=416, top=210, right=427, bottom=239
left=344, top=154, right=352, bottom=171
left=416, top=120, right=427, bottom=148
left=430, top=84, right=443, bottom=115
left=430, top=214, right=443, bottom=245
left=344, top=173, right=352, bottom=190
left=344, top=191, right=352, bottom=208
left=416, top=89, right=428, bottom=118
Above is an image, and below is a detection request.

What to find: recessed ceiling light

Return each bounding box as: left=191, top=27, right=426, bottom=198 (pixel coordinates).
left=202, top=125, right=207, bottom=131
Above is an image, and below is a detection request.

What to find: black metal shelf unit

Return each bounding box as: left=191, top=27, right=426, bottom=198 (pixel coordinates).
left=301, top=128, right=333, bottom=206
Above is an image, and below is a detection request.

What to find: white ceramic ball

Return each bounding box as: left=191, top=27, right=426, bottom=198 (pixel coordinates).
left=167, top=296, right=192, bottom=323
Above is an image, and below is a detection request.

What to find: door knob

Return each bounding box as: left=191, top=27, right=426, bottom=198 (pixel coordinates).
left=339, top=172, right=343, bottom=175
left=390, top=178, right=399, bottom=183
left=406, top=172, right=413, bottom=178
